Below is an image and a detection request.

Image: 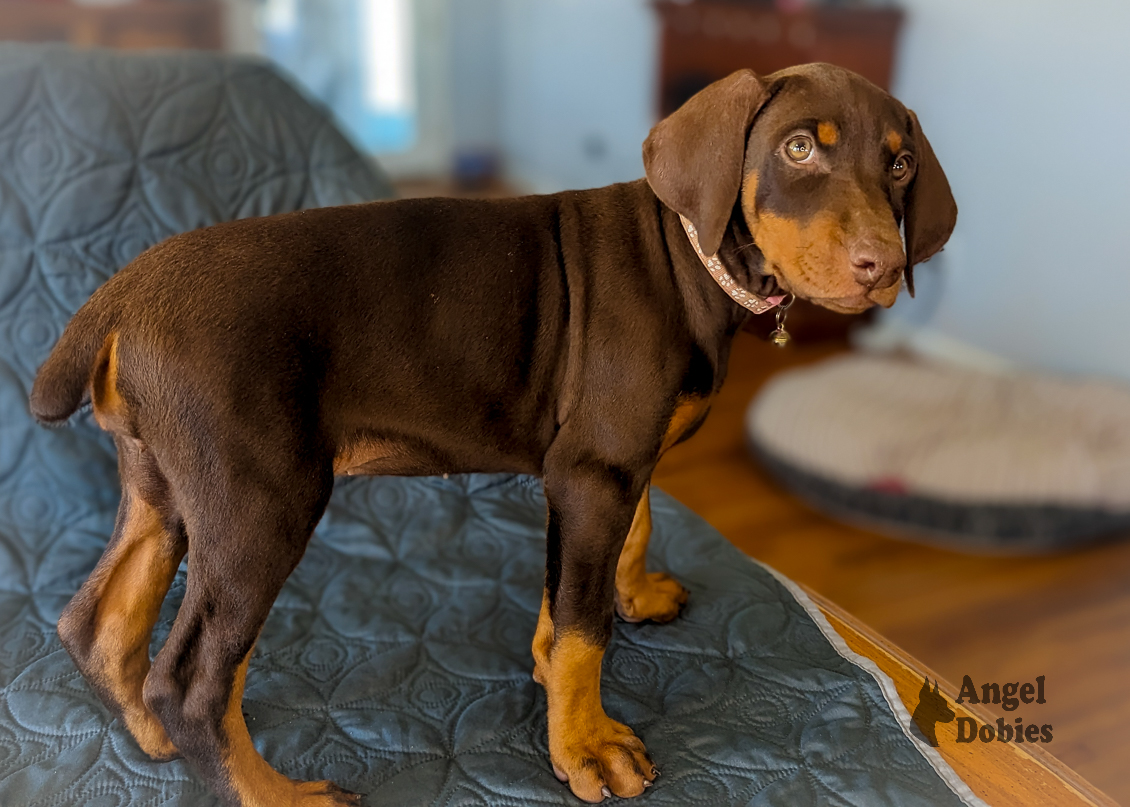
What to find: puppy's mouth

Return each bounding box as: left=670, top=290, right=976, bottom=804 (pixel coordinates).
left=765, top=266, right=902, bottom=313
left=812, top=297, right=876, bottom=315
left=750, top=270, right=787, bottom=304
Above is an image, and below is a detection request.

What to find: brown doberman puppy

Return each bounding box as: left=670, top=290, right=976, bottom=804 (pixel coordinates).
left=29, top=63, right=955, bottom=805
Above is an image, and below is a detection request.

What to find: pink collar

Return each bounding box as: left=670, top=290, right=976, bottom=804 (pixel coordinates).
left=679, top=214, right=787, bottom=314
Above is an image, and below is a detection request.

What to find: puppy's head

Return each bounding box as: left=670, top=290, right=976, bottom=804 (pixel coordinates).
left=644, top=64, right=957, bottom=314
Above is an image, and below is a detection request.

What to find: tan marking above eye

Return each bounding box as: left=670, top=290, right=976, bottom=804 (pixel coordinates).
left=817, top=121, right=839, bottom=146
left=887, top=130, right=903, bottom=152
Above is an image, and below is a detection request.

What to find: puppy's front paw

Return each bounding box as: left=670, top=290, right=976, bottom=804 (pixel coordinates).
left=615, top=572, right=688, bottom=623
left=551, top=717, right=656, bottom=802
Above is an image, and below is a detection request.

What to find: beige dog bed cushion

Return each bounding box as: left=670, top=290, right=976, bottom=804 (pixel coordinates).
left=747, top=354, right=1130, bottom=552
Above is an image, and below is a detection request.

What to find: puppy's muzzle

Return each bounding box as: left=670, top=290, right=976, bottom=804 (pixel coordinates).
left=848, top=238, right=905, bottom=291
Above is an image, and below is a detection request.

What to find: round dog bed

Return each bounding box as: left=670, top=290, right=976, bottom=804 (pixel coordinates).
left=746, top=354, right=1130, bottom=552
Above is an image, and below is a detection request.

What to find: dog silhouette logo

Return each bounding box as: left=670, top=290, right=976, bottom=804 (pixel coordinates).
left=912, top=676, right=955, bottom=747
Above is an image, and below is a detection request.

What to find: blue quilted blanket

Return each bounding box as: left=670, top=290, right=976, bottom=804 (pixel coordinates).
left=2, top=475, right=979, bottom=806
left=0, top=44, right=980, bottom=806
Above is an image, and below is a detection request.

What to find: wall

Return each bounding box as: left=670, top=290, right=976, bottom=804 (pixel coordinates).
left=872, top=0, right=1130, bottom=382
left=449, top=0, right=503, bottom=156
left=451, top=0, right=658, bottom=194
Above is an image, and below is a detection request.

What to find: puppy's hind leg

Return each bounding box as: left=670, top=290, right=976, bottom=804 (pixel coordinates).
left=141, top=463, right=359, bottom=807
left=57, top=437, right=186, bottom=761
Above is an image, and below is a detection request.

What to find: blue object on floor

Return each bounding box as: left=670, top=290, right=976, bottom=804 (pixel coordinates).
left=0, top=44, right=980, bottom=806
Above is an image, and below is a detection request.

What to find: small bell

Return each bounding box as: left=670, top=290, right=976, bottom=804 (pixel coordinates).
left=769, top=294, right=795, bottom=348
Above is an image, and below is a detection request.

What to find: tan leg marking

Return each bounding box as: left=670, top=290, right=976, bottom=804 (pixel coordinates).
left=614, top=487, right=688, bottom=624
left=660, top=395, right=710, bottom=454
left=541, top=632, right=654, bottom=802
left=222, top=650, right=361, bottom=807
left=60, top=494, right=184, bottom=760
left=332, top=436, right=410, bottom=476
left=608, top=397, right=703, bottom=623
left=63, top=332, right=183, bottom=758
left=532, top=589, right=554, bottom=685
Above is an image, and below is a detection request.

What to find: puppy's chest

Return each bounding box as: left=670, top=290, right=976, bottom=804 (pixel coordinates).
left=659, top=348, right=720, bottom=452
left=662, top=394, right=712, bottom=453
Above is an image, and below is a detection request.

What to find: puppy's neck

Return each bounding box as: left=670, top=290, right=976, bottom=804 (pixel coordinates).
left=715, top=209, right=770, bottom=291
left=657, top=204, right=765, bottom=392
left=662, top=205, right=775, bottom=333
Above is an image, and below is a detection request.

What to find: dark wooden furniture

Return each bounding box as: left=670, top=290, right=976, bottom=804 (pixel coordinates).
left=655, top=1, right=903, bottom=114
left=0, top=0, right=223, bottom=51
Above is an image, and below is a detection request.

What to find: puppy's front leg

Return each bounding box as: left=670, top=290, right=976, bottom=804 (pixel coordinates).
left=534, top=452, right=656, bottom=802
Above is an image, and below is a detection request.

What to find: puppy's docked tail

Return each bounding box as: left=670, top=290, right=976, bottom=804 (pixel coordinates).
left=29, top=290, right=120, bottom=426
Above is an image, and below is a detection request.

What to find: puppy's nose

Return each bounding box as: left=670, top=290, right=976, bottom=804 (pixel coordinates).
left=849, top=240, right=904, bottom=289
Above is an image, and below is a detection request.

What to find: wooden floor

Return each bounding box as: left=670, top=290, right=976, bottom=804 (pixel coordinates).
left=652, top=333, right=1130, bottom=805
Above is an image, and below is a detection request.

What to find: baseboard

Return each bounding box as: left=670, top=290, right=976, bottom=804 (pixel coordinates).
left=852, top=316, right=1016, bottom=374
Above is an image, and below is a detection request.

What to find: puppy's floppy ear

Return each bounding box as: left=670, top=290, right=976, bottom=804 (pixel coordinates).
left=904, top=110, right=958, bottom=269
left=643, top=70, right=771, bottom=255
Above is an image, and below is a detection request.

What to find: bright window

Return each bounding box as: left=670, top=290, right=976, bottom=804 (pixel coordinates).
left=260, top=0, right=417, bottom=154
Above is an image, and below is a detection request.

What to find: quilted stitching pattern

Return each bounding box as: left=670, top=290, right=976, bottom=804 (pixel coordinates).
left=0, top=42, right=392, bottom=595
left=2, top=476, right=964, bottom=806
left=0, top=44, right=966, bottom=806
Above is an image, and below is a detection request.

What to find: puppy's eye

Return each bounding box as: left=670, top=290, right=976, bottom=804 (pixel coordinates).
left=892, top=152, right=913, bottom=181
left=784, top=135, right=815, bottom=164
